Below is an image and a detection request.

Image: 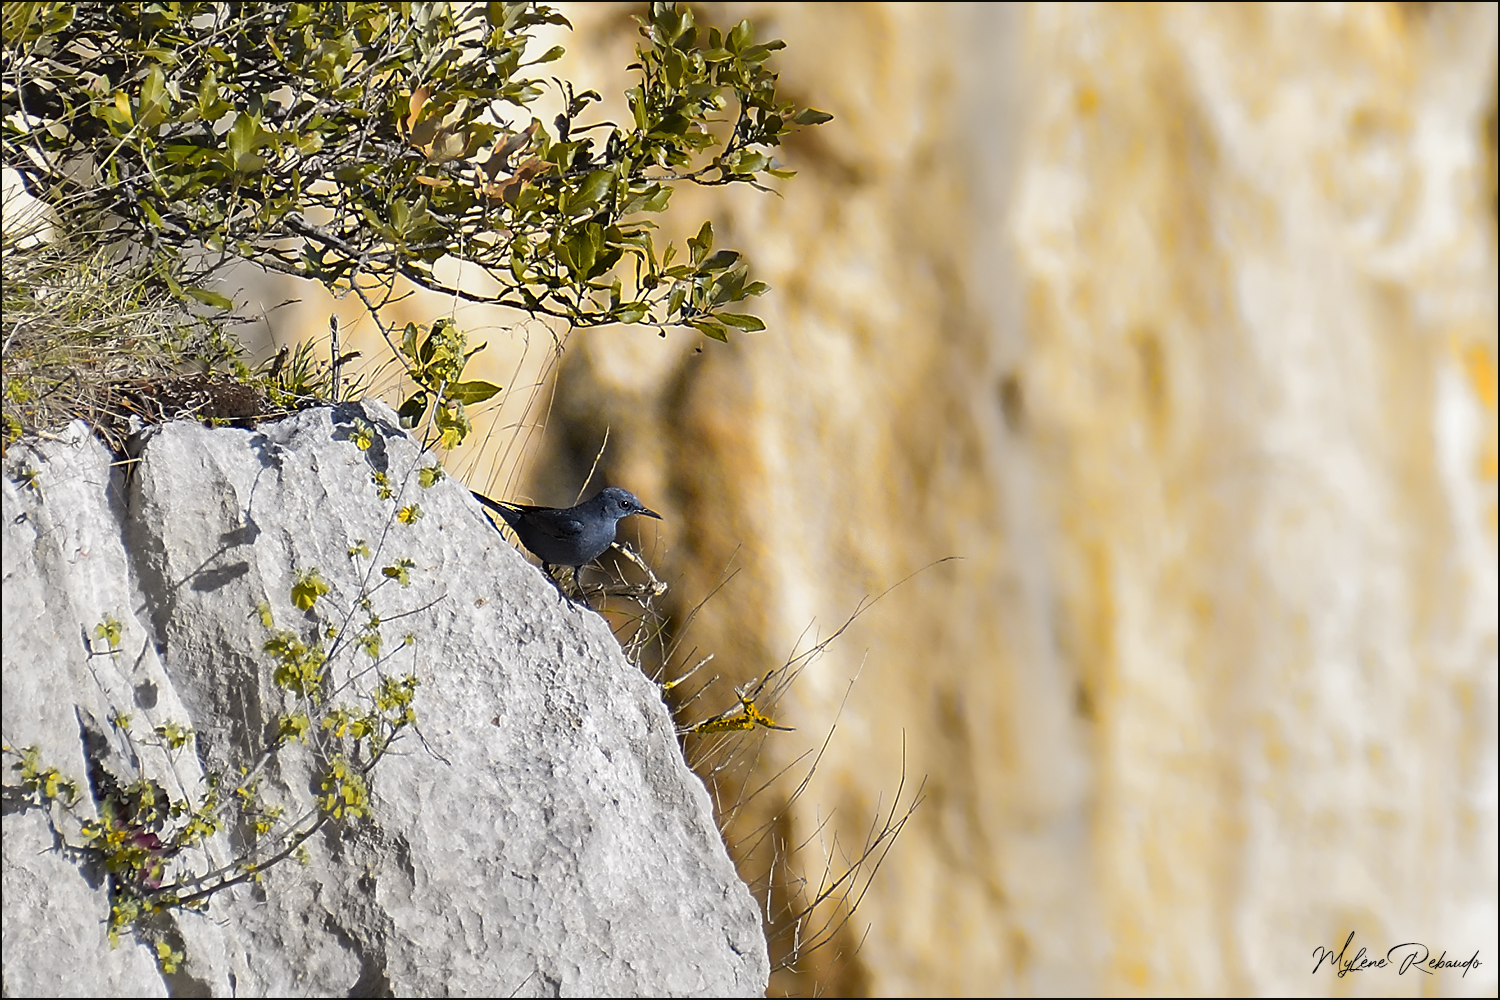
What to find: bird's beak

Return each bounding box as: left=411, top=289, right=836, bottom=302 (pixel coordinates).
left=639, top=506, right=662, bottom=520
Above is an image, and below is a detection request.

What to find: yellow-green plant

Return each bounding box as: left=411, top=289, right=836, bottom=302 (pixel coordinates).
left=3, top=435, right=441, bottom=951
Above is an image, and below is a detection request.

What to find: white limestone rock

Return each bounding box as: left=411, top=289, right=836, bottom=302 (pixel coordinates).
left=2, top=402, right=767, bottom=997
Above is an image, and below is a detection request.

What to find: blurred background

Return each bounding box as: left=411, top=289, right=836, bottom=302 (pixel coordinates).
left=240, top=3, right=1498, bottom=995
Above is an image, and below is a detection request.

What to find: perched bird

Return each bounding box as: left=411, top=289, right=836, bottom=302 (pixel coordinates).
left=472, top=486, right=661, bottom=605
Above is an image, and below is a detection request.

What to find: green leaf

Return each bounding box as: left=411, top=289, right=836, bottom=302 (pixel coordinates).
left=197, top=70, right=222, bottom=120
left=688, top=220, right=713, bottom=265
left=569, top=169, right=615, bottom=213
left=613, top=302, right=649, bottom=324
left=112, top=90, right=133, bottom=127
left=701, top=249, right=740, bottom=272
left=185, top=287, right=235, bottom=310
left=94, top=616, right=123, bottom=650
left=400, top=322, right=421, bottom=361
left=434, top=400, right=472, bottom=449
left=564, top=230, right=595, bottom=279
left=716, top=312, right=766, bottom=331
left=291, top=570, right=330, bottom=611
left=741, top=41, right=785, bottom=64
left=733, top=152, right=768, bottom=175
left=628, top=85, right=649, bottom=131
left=137, top=65, right=170, bottom=130
left=689, top=320, right=730, bottom=342
left=729, top=19, right=753, bottom=53
left=226, top=113, right=266, bottom=173
left=794, top=108, right=834, bottom=126
left=446, top=380, right=502, bottom=405
left=397, top=391, right=429, bottom=428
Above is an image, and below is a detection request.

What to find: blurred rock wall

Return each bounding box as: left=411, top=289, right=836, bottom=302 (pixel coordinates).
left=253, top=2, right=1498, bottom=995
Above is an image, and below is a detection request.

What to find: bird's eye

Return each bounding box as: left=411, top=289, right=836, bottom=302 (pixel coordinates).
left=619, top=499, right=629, bottom=508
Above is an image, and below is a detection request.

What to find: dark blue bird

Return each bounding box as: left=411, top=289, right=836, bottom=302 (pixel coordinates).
left=472, top=486, right=661, bottom=604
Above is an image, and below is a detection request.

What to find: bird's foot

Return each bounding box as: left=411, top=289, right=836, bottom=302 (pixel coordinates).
left=543, top=565, right=592, bottom=611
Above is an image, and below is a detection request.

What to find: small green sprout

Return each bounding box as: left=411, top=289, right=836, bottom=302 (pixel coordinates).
left=154, top=939, right=184, bottom=974
left=291, top=569, right=330, bottom=611
left=275, top=712, right=312, bottom=745
left=381, top=558, right=415, bottom=587
left=350, top=418, right=375, bottom=451
left=319, top=756, right=370, bottom=821
left=153, top=722, right=193, bottom=751
left=94, top=615, right=123, bottom=652
left=263, top=632, right=327, bottom=700
left=12, top=744, right=81, bottom=805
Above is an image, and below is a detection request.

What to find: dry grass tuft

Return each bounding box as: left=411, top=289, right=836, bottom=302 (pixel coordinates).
left=2, top=231, right=246, bottom=452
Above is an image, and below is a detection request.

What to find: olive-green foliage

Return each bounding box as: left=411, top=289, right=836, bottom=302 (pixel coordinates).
left=395, top=317, right=499, bottom=448
left=2, top=1, right=830, bottom=342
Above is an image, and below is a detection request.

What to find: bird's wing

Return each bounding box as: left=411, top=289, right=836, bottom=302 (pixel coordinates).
left=526, top=510, right=586, bottom=539
left=471, top=492, right=586, bottom=539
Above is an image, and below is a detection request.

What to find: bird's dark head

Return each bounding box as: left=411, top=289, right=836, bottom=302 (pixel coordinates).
left=593, top=486, right=662, bottom=521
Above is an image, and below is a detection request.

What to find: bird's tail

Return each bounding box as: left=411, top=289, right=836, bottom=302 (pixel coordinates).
left=471, top=490, right=522, bottom=528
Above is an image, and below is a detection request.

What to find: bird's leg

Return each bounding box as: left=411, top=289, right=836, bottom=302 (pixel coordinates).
left=540, top=563, right=570, bottom=603
left=539, top=562, right=590, bottom=610
left=569, top=566, right=593, bottom=610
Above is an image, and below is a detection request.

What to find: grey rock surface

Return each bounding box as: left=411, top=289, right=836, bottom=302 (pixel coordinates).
left=2, top=402, right=768, bottom=997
